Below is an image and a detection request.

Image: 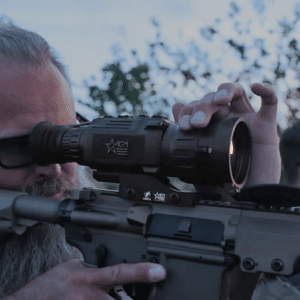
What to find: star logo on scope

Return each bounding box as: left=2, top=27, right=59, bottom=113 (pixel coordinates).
left=106, top=139, right=129, bottom=156
left=106, top=139, right=117, bottom=154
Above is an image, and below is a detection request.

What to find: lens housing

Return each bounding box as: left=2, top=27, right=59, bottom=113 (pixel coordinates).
left=161, top=117, right=251, bottom=190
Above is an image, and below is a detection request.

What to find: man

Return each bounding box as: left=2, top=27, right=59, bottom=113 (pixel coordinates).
left=243, top=120, right=300, bottom=300
left=173, top=82, right=282, bottom=300
left=0, top=20, right=166, bottom=299
left=0, top=19, right=283, bottom=300
left=174, top=86, right=300, bottom=299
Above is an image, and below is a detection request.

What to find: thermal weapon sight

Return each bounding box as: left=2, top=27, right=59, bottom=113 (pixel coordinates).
left=28, top=115, right=251, bottom=191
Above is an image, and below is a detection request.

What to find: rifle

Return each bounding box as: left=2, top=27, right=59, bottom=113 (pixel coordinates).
left=1, top=116, right=300, bottom=299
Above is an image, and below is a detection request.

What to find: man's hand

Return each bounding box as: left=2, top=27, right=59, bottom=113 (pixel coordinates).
left=3, top=259, right=166, bottom=300
left=172, top=83, right=281, bottom=186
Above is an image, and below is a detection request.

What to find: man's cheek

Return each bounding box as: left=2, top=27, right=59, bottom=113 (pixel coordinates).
left=0, top=168, right=30, bottom=191
left=62, top=163, right=77, bottom=177
left=0, top=169, right=15, bottom=187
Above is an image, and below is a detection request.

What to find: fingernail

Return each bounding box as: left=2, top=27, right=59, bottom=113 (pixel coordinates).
left=178, top=115, right=191, bottom=129
left=149, top=265, right=166, bottom=281
left=214, top=89, right=228, bottom=101
left=190, top=111, right=206, bottom=124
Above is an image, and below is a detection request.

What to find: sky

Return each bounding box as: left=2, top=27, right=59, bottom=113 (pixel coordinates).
left=1, top=0, right=300, bottom=126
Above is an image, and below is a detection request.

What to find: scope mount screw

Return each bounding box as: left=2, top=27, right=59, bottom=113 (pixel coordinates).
left=243, top=258, right=255, bottom=270
left=127, top=188, right=136, bottom=199
left=271, top=259, right=284, bottom=272
left=170, top=193, right=180, bottom=204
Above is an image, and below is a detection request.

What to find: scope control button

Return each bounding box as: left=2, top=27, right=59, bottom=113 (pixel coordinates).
left=178, top=220, right=192, bottom=233
left=145, top=121, right=165, bottom=128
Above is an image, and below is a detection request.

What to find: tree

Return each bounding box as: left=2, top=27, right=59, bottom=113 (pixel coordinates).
left=80, top=48, right=170, bottom=118
left=82, top=1, right=300, bottom=129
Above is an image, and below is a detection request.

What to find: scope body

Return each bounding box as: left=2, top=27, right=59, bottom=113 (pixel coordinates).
left=30, top=115, right=251, bottom=190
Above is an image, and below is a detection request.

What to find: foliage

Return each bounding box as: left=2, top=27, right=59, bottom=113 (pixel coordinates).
left=83, top=1, right=300, bottom=128
left=84, top=62, right=152, bottom=116
left=81, top=49, right=170, bottom=118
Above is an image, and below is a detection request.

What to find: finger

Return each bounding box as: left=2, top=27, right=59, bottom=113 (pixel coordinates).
left=174, top=94, right=216, bottom=130
left=177, top=104, right=194, bottom=130
left=189, top=93, right=215, bottom=128
left=215, top=83, right=255, bottom=114
left=251, top=83, right=278, bottom=121
left=89, top=263, right=166, bottom=290
left=172, top=102, right=185, bottom=122
left=189, top=92, right=216, bottom=128
left=230, top=84, right=256, bottom=114
left=213, top=84, right=233, bottom=106
left=188, top=92, right=216, bottom=107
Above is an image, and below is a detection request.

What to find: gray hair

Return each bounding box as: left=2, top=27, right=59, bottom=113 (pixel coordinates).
left=0, top=17, right=70, bottom=84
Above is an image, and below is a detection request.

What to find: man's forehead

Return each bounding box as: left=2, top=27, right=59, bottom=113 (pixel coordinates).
left=0, top=70, right=73, bottom=114
left=0, top=61, right=76, bottom=138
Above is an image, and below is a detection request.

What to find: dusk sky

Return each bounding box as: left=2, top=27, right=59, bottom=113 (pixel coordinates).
left=1, top=0, right=300, bottom=126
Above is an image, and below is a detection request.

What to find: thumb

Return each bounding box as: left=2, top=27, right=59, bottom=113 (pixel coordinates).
left=251, top=83, right=278, bottom=121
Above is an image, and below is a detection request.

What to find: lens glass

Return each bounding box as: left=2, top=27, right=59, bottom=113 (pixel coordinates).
left=230, top=139, right=236, bottom=169
left=229, top=123, right=251, bottom=185
left=230, top=138, right=241, bottom=180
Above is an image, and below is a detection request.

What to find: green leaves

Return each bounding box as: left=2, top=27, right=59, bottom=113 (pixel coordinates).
left=289, top=39, right=298, bottom=51
left=274, top=62, right=285, bottom=79
left=82, top=1, right=300, bottom=127
left=86, top=61, right=157, bottom=117
left=227, top=39, right=246, bottom=60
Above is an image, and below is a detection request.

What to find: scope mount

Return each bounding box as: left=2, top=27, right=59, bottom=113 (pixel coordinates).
left=93, top=171, right=198, bottom=207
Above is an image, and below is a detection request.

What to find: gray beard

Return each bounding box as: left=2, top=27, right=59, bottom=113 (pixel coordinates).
left=0, top=165, right=99, bottom=298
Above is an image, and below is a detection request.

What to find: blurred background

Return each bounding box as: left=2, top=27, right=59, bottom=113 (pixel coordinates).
left=2, top=0, right=300, bottom=132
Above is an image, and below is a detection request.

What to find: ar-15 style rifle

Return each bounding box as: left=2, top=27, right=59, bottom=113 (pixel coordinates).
left=1, top=115, right=300, bottom=300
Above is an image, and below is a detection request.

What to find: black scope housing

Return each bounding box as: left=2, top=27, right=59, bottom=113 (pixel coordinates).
left=29, top=115, right=251, bottom=189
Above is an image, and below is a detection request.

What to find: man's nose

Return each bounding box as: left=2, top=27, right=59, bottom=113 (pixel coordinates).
left=34, top=163, right=63, bottom=179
